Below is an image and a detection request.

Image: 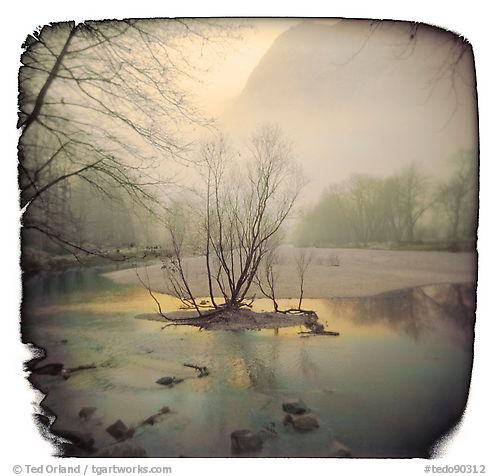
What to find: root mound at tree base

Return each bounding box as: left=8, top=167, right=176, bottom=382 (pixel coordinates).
left=135, top=308, right=323, bottom=331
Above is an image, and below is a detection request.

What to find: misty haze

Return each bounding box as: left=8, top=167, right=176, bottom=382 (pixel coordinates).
left=19, top=18, right=477, bottom=458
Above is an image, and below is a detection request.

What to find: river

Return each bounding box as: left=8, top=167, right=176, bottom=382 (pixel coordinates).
left=22, top=267, right=475, bottom=457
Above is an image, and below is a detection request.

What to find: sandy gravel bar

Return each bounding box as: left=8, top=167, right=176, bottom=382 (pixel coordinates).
left=104, top=248, right=477, bottom=299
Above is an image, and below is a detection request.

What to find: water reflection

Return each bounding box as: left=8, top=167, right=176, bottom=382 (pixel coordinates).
left=23, top=269, right=476, bottom=458
left=24, top=267, right=128, bottom=305
left=320, top=283, right=475, bottom=346
left=298, top=345, right=319, bottom=380
left=219, top=332, right=279, bottom=392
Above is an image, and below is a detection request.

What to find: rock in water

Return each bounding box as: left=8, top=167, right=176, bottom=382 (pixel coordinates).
left=283, top=414, right=319, bottom=432
left=105, top=419, right=132, bottom=440
left=78, top=407, right=96, bottom=421
left=282, top=399, right=310, bottom=415
left=230, top=429, right=264, bottom=453
left=156, top=376, right=184, bottom=386
left=329, top=439, right=352, bottom=457
left=96, top=442, right=148, bottom=458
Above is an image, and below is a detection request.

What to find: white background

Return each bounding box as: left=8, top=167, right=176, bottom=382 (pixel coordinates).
left=1, top=1, right=496, bottom=475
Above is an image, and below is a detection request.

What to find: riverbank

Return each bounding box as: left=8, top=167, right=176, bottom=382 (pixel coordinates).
left=104, top=247, right=477, bottom=300
left=21, top=246, right=161, bottom=278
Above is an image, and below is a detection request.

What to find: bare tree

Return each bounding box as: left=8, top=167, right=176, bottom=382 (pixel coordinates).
left=294, top=247, right=314, bottom=311
left=254, top=245, right=281, bottom=312
left=161, top=207, right=204, bottom=316
left=343, top=175, right=387, bottom=243
left=158, top=126, right=303, bottom=317
left=435, top=149, right=478, bottom=246
left=18, top=19, right=235, bottom=261
left=380, top=162, right=433, bottom=243
left=364, top=21, right=474, bottom=125
left=382, top=175, right=405, bottom=243
left=208, top=126, right=301, bottom=311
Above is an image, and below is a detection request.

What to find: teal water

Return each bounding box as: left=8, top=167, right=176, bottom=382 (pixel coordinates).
left=22, top=268, right=475, bottom=457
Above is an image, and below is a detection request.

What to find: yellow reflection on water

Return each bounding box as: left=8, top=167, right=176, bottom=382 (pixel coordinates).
left=226, top=357, right=252, bottom=389
left=31, top=287, right=434, bottom=343
left=33, top=288, right=182, bottom=316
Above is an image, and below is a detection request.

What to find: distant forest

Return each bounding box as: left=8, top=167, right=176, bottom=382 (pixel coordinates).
left=293, top=149, right=478, bottom=250
left=24, top=148, right=478, bottom=273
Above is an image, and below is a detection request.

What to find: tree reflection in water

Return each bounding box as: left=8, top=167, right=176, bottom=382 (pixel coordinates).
left=323, top=283, right=475, bottom=347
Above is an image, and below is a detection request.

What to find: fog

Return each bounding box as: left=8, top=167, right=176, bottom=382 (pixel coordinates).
left=18, top=18, right=478, bottom=268
left=218, top=20, right=477, bottom=197
left=165, top=19, right=478, bottom=205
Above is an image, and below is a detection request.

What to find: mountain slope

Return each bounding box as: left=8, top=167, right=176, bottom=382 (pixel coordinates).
left=220, top=19, right=477, bottom=192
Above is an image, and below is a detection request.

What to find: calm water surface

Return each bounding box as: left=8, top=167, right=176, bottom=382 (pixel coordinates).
left=22, top=268, right=475, bottom=457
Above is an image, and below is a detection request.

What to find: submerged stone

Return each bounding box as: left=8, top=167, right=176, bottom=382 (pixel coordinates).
left=105, top=419, right=132, bottom=440
left=156, top=376, right=184, bottom=386
left=282, top=399, right=310, bottom=415
left=329, top=439, right=352, bottom=457
left=78, top=407, right=96, bottom=421
left=283, top=413, right=319, bottom=432
left=230, top=429, right=264, bottom=453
